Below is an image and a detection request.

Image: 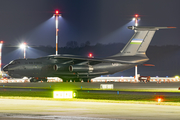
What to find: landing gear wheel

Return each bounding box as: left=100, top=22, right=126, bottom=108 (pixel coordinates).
left=30, top=78, right=37, bottom=82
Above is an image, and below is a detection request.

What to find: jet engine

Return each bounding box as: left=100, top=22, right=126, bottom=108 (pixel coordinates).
left=53, top=64, right=69, bottom=71
left=69, top=65, right=93, bottom=72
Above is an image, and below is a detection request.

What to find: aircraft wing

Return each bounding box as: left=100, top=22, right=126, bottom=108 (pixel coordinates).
left=50, top=54, right=148, bottom=65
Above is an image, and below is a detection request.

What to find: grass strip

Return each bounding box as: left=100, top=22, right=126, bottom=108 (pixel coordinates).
left=1, top=86, right=180, bottom=93
left=0, top=91, right=180, bottom=102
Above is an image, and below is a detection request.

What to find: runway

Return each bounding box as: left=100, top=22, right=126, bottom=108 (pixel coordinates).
left=0, top=82, right=180, bottom=120
left=0, top=99, right=180, bottom=120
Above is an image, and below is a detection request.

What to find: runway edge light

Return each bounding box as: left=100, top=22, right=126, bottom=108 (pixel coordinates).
left=53, top=91, right=76, bottom=98
left=156, top=97, right=163, bottom=103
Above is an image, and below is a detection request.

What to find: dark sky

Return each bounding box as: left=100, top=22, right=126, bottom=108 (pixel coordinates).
left=0, top=0, right=179, bottom=47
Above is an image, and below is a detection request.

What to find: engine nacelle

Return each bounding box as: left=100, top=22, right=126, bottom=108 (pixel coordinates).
left=53, top=64, right=69, bottom=71
left=69, top=65, right=93, bottom=72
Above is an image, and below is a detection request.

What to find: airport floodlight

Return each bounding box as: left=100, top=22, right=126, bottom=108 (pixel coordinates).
left=0, top=41, right=3, bottom=72
left=20, top=42, right=26, bottom=49
left=133, top=14, right=140, bottom=26
left=53, top=10, right=61, bottom=55
left=19, top=42, right=27, bottom=59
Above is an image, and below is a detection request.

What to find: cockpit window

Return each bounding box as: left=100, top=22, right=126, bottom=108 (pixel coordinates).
left=9, top=60, right=20, bottom=65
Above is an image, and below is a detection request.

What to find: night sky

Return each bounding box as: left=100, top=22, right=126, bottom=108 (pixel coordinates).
left=0, top=0, right=179, bottom=47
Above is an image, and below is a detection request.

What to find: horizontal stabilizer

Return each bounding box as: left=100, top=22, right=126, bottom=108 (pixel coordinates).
left=143, top=64, right=155, bottom=66
left=128, top=26, right=176, bottom=31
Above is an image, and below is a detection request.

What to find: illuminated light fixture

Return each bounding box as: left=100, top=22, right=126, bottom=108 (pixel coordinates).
left=135, top=14, right=138, bottom=18
left=175, top=76, right=179, bottom=79
left=55, top=10, right=59, bottom=14
left=53, top=91, right=74, bottom=98
left=0, top=41, right=3, bottom=44
left=0, top=40, right=3, bottom=72
left=53, top=10, right=61, bottom=55
left=19, top=42, right=27, bottom=59
left=132, top=14, right=140, bottom=26
left=89, top=53, right=92, bottom=57
left=88, top=53, right=94, bottom=58
left=20, top=42, right=27, bottom=49
left=132, top=18, right=136, bottom=21
left=157, top=98, right=162, bottom=103
left=73, top=92, right=76, bottom=98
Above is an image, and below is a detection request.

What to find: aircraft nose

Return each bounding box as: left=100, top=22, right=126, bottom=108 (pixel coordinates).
left=3, top=65, right=8, bottom=71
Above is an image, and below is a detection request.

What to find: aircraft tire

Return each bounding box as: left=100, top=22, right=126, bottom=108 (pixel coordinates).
left=30, top=78, right=37, bottom=82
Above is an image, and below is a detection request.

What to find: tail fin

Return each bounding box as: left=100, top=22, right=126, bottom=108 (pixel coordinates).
left=113, top=26, right=176, bottom=57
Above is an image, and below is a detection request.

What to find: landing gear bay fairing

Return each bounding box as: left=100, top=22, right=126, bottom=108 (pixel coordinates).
left=3, top=26, right=175, bottom=82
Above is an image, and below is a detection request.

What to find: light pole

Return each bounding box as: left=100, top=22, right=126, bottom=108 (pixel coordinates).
left=135, top=65, right=138, bottom=81
left=53, top=10, right=61, bottom=55
left=20, top=42, right=27, bottom=59
left=0, top=41, right=3, bottom=72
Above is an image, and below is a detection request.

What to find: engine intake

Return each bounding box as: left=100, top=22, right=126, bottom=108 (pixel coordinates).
left=53, top=64, right=69, bottom=71
left=69, top=65, right=93, bottom=72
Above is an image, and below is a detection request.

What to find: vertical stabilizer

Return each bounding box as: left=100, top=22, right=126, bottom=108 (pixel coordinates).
left=113, top=26, right=175, bottom=57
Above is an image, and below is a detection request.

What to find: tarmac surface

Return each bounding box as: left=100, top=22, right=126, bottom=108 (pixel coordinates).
left=1, top=82, right=180, bottom=89
left=0, top=82, right=180, bottom=120
left=0, top=99, right=180, bottom=120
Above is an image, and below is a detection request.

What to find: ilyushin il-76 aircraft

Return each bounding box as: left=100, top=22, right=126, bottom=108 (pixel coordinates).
left=3, top=26, right=175, bottom=82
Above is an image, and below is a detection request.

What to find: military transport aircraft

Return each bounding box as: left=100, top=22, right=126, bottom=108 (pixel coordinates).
left=3, top=26, right=175, bottom=82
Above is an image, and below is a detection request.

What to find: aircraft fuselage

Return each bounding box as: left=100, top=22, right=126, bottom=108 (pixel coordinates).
left=3, top=56, right=136, bottom=81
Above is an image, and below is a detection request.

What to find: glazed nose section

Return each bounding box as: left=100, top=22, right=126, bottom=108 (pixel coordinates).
left=3, top=65, right=8, bottom=71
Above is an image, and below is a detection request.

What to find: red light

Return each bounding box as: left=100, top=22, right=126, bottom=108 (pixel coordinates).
left=158, top=98, right=161, bottom=102
left=55, top=10, right=59, bottom=14
left=135, top=14, right=138, bottom=18
left=89, top=53, right=93, bottom=58
left=0, top=41, right=3, bottom=44
left=156, top=97, right=163, bottom=103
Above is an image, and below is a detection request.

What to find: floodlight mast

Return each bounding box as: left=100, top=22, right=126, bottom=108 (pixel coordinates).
left=133, top=14, right=140, bottom=26
left=0, top=41, right=3, bottom=72
left=20, top=42, right=27, bottom=59
left=135, top=65, right=138, bottom=81
left=133, top=14, right=140, bottom=80
left=54, top=10, right=61, bottom=55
